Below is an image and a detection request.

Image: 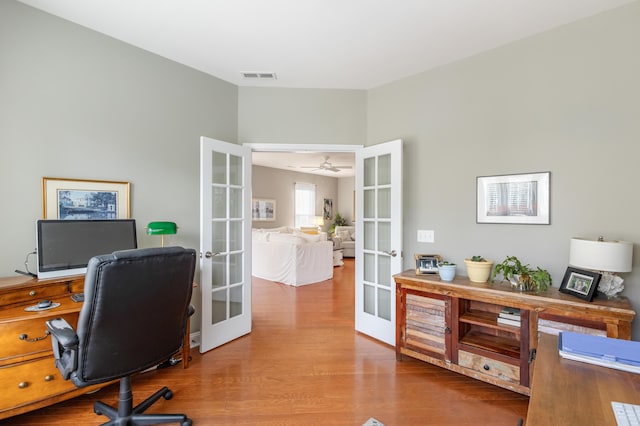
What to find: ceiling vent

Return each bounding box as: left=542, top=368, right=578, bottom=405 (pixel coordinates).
left=241, top=72, right=277, bottom=80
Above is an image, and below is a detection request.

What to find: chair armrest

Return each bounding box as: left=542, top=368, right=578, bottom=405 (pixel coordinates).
left=46, top=317, right=79, bottom=349
left=45, top=317, right=79, bottom=380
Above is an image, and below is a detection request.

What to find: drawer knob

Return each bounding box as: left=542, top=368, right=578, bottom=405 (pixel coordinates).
left=29, top=290, right=36, bottom=296
left=483, top=364, right=490, bottom=371
left=18, top=381, right=29, bottom=389
left=19, top=330, right=51, bottom=342
left=44, top=375, right=54, bottom=382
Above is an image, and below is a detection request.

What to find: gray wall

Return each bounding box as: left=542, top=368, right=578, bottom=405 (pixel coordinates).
left=238, top=87, right=367, bottom=145
left=251, top=165, right=339, bottom=232
left=338, top=177, right=356, bottom=224
left=0, top=1, right=238, bottom=329
left=368, top=2, right=640, bottom=338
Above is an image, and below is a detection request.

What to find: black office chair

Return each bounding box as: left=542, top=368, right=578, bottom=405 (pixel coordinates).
left=46, top=247, right=196, bottom=426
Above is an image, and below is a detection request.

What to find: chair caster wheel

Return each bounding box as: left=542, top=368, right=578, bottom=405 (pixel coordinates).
left=163, top=389, right=173, bottom=400
left=182, top=419, right=192, bottom=426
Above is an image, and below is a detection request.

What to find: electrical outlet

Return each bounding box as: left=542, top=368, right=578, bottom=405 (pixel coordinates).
left=417, top=230, right=435, bottom=243
left=190, top=331, right=201, bottom=348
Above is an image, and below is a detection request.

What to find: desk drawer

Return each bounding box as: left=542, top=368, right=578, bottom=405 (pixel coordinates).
left=458, top=350, right=520, bottom=383
left=0, top=281, right=77, bottom=306
left=0, top=312, right=79, bottom=362
left=0, top=357, right=76, bottom=411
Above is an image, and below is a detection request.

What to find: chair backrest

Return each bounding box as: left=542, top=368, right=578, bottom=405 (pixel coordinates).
left=72, top=246, right=196, bottom=386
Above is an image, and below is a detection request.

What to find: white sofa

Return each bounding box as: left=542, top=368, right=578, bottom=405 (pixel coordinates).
left=333, top=225, right=355, bottom=257
left=252, top=228, right=333, bottom=286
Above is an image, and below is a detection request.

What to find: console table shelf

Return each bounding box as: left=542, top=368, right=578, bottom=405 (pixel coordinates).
left=394, top=270, right=636, bottom=396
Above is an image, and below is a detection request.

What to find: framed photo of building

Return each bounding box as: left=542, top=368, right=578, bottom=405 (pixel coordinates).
left=42, top=177, right=130, bottom=220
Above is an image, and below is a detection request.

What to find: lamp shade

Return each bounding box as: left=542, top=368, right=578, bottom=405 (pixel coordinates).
left=569, top=237, right=633, bottom=273
left=146, top=221, right=177, bottom=235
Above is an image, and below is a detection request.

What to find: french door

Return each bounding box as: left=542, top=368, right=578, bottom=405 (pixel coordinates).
left=199, top=136, right=252, bottom=353
left=355, top=139, right=403, bottom=346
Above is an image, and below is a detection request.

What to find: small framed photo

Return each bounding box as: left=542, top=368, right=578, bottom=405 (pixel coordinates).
left=477, top=171, right=550, bottom=224
left=415, top=254, right=442, bottom=275
left=42, top=177, right=130, bottom=220
left=559, top=267, right=601, bottom=302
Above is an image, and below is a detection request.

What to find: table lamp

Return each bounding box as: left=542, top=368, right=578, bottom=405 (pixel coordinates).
left=313, top=216, right=324, bottom=233
left=569, top=237, right=633, bottom=297
left=146, top=221, right=177, bottom=247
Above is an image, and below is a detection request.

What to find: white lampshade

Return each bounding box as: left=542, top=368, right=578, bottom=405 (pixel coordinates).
left=569, top=237, right=633, bottom=273
left=313, top=216, right=324, bottom=227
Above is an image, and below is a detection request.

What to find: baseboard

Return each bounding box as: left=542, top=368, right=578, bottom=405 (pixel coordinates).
left=189, top=331, right=201, bottom=349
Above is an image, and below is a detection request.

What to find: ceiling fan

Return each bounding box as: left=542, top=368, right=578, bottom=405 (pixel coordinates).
left=302, top=156, right=353, bottom=173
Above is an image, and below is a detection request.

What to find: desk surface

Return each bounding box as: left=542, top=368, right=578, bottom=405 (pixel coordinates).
left=527, top=333, right=640, bottom=425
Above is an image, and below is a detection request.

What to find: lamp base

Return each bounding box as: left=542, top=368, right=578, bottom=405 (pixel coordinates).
left=597, top=272, right=624, bottom=298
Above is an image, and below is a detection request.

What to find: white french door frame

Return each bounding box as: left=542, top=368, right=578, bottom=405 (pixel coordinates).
left=200, top=137, right=252, bottom=353
left=354, top=139, right=403, bottom=346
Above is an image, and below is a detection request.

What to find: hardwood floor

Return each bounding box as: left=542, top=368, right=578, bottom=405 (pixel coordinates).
left=3, top=259, right=528, bottom=425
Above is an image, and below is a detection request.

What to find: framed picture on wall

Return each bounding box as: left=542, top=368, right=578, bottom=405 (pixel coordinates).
left=476, top=171, right=550, bottom=224
left=323, top=198, right=333, bottom=220
left=252, top=198, right=276, bottom=221
left=42, top=177, right=130, bottom=220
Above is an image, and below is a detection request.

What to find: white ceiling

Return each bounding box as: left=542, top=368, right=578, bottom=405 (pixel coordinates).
left=18, top=0, right=635, bottom=90
left=252, top=151, right=355, bottom=178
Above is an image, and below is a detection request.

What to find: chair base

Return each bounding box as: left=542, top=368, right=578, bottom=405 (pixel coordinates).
left=94, top=376, right=191, bottom=426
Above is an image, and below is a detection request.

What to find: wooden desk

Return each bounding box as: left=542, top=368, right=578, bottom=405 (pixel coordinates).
left=0, top=274, right=191, bottom=420
left=527, top=333, right=640, bottom=425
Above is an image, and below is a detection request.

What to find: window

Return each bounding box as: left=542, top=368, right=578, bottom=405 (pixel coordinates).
left=294, top=182, right=316, bottom=228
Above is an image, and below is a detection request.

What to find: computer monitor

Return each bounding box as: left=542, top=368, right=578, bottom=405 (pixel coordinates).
left=36, top=219, right=137, bottom=279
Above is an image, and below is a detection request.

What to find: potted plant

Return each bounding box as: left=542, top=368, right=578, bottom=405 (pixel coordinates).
left=329, top=212, right=348, bottom=235
left=438, top=261, right=457, bottom=282
left=464, top=255, right=494, bottom=283
left=491, top=255, right=552, bottom=292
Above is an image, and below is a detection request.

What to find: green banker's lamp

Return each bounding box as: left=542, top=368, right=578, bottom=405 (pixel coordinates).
left=146, top=221, right=177, bottom=247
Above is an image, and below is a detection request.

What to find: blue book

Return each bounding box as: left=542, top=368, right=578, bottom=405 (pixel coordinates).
left=558, top=331, right=640, bottom=374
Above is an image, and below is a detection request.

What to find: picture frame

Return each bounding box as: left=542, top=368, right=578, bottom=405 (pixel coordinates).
left=559, top=267, right=601, bottom=302
left=252, top=198, right=276, bottom=221
left=323, top=198, right=333, bottom=220
left=42, top=177, right=130, bottom=220
left=476, top=171, right=550, bottom=225
left=415, top=254, right=443, bottom=275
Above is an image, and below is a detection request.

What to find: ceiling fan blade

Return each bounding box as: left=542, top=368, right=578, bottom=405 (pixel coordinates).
left=326, top=167, right=340, bottom=172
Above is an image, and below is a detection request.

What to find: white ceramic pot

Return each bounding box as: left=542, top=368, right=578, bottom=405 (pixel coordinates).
left=438, top=264, right=456, bottom=281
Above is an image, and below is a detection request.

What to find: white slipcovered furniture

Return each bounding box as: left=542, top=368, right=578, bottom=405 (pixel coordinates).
left=252, top=227, right=333, bottom=286
left=333, top=225, right=355, bottom=257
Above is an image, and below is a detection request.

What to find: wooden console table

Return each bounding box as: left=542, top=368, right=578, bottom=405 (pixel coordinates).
left=394, top=271, right=636, bottom=396
left=0, top=274, right=191, bottom=420
left=527, top=333, right=640, bottom=425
